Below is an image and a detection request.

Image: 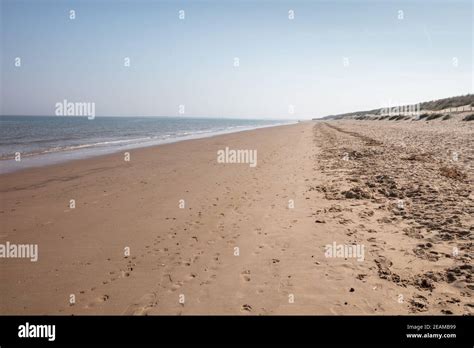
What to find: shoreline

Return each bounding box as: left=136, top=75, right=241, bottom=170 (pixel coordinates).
left=0, top=120, right=297, bottom=175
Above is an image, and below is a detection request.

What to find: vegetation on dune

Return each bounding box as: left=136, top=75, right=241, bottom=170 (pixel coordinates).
left=320, top=94, right=473, bottom=120
left=420, top=94, right=474, bottom=111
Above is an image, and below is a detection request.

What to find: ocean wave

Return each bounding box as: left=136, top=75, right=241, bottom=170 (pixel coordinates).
left=0, top=137, right=154, bottom=160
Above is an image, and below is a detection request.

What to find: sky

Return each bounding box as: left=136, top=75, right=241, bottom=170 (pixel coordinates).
left=1, top=0, right=472, bottom=119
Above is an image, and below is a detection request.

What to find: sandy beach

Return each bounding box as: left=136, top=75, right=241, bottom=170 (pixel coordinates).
left=0, top=120, right=472, bottom=315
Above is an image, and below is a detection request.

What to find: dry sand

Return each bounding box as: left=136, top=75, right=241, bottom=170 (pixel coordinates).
left=0, top=120, right=472, bottom=315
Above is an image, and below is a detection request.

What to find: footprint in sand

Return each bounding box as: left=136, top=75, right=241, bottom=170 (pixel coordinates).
left=85, top=294, right=109, bottom=308
left=240, top=270, right=251, bottom=282
left=171, top=281, right=184, bottom=292
left=241, top=304, right=252, bottom=312
left=185, top=273, right=197, bottom=281
left=124, top=293, right=158, bottom=315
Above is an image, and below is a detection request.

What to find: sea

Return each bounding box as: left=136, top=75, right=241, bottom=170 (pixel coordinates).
left=0, top=116, right=293, bottom=174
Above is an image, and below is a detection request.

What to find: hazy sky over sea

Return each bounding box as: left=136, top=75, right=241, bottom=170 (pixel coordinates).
left=1, top=0, right=472, bottom=119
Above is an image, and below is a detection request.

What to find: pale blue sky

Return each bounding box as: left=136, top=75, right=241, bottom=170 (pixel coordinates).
left=1, top=0, right=472, bottom=119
